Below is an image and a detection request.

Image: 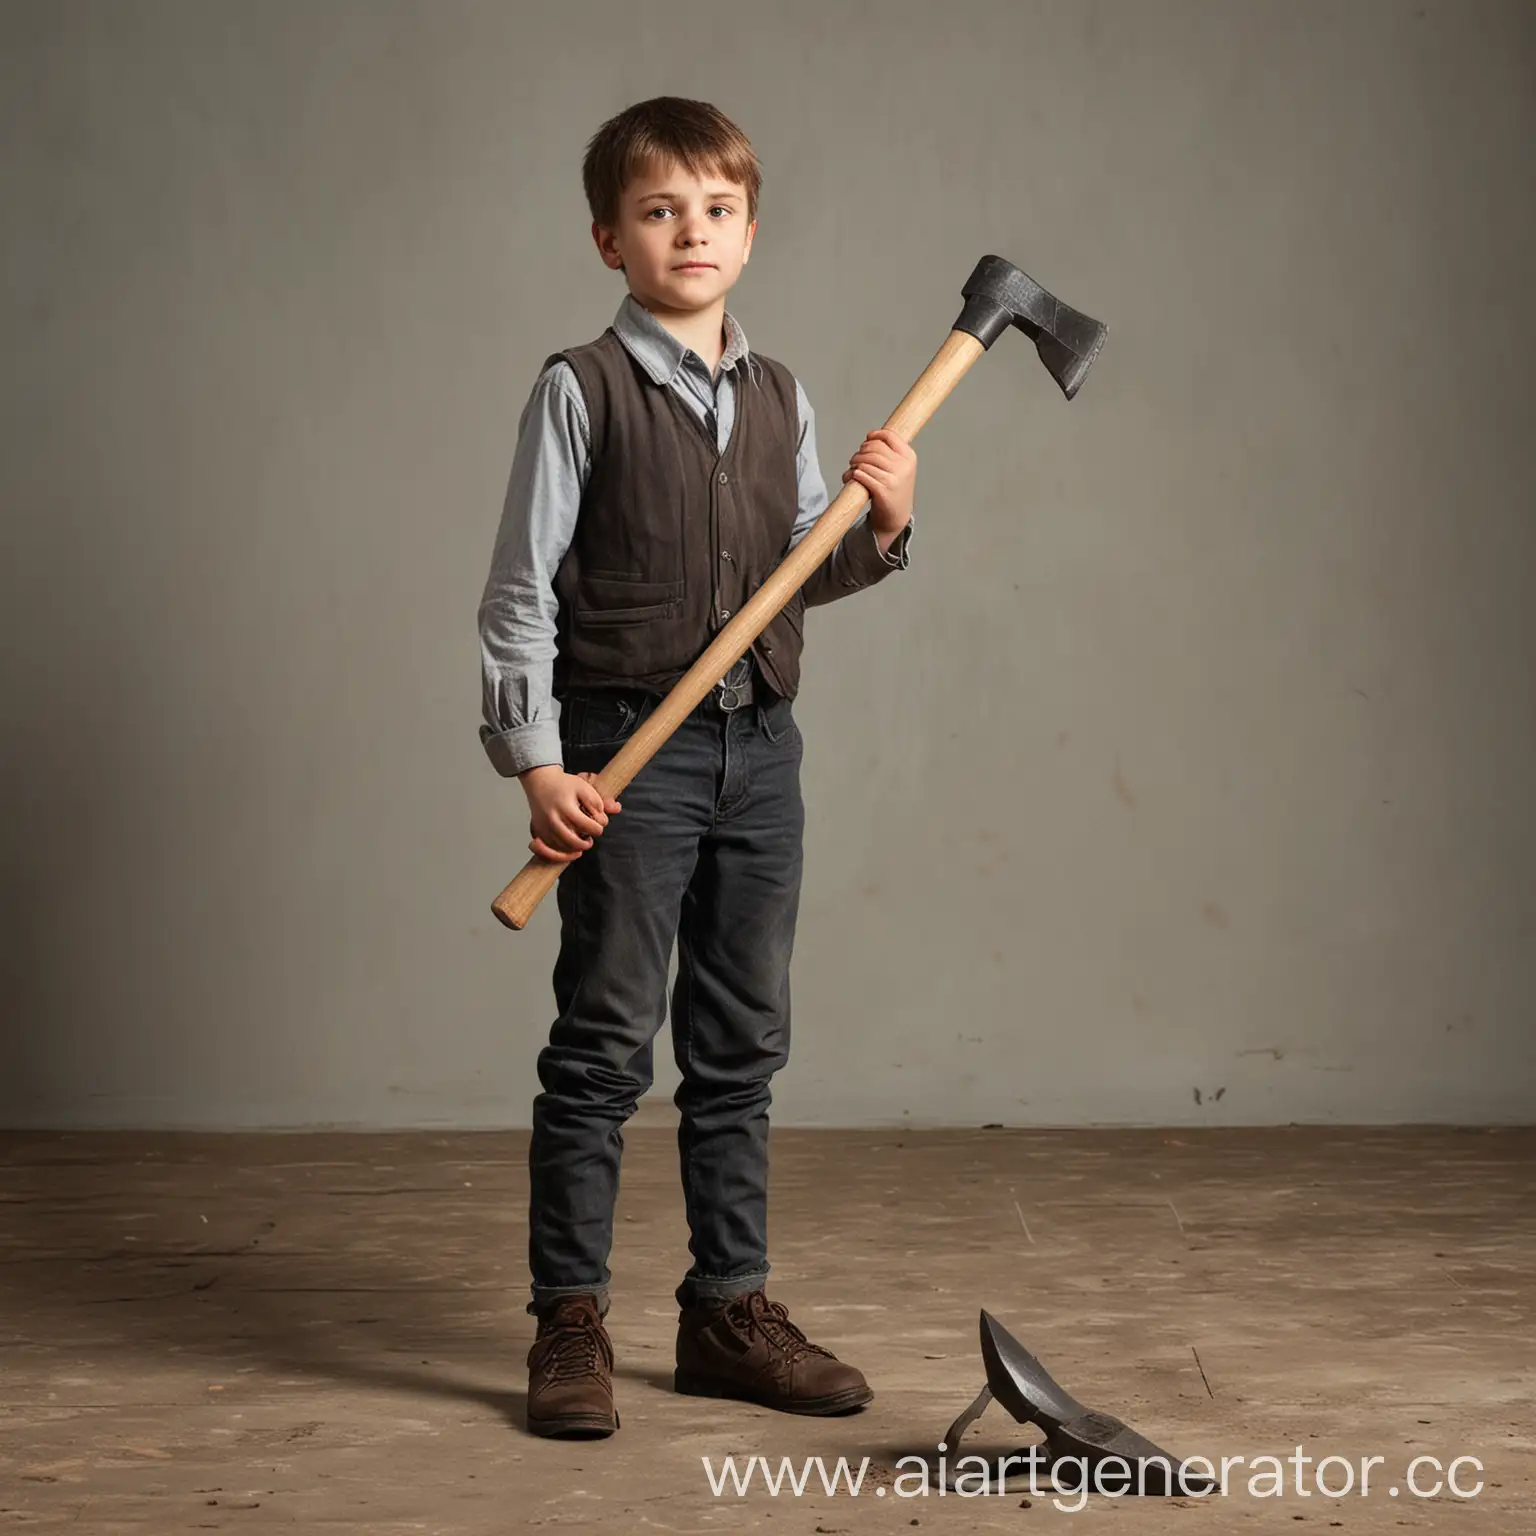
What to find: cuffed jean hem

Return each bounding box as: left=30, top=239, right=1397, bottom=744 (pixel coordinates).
left=675, top=1268, right=771, bottom=1310
left=528, top=1283, right=610, bottom=1318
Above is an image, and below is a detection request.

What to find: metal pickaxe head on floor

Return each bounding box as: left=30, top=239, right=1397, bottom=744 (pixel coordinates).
left=937, top=1311, right=1218, bottom=1497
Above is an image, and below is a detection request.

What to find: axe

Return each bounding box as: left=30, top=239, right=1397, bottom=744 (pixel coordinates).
left=491, top=255, right=1106, bottom=930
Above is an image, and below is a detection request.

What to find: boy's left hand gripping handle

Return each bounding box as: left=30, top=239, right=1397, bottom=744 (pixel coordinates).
left=492, top=857, right=561, bottom=930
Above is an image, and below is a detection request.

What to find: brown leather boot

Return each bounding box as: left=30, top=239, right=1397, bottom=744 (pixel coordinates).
left=526, top=1293, right=618, bottom=1438
left=674, top=1289, right=873, bottom=1415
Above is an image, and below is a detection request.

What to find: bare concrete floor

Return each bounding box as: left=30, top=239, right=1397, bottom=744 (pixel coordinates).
left=1, top=1126, right=1532, bottom=1532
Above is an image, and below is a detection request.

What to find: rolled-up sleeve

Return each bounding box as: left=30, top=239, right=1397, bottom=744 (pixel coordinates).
left=477, top=363, right=588, bottom=777
left=789, top=378, right=913, bottom=608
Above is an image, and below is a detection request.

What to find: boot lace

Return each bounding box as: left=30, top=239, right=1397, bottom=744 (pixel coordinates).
left=539, top=1314, right=610, bottom=1383
left=731, top=1290, right=834, bottom=1364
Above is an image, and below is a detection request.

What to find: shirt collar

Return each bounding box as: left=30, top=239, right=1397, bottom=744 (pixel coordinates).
left=612, top=291, right=752, bottom=387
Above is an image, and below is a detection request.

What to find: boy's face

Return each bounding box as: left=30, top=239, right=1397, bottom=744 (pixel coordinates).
left=592, top=157, right=756, bottom=313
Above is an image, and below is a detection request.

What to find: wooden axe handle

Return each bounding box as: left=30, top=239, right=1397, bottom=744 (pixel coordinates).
left=491, top=327, right=987, bottom=930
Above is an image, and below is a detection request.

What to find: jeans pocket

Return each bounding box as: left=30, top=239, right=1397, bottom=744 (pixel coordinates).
left=564, top=692, right=643, bottom=749
left=759, top=695, right=799, bottom=745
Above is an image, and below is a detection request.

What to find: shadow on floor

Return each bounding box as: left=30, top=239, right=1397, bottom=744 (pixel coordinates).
left=0, top=1131, right=543, bottom=1433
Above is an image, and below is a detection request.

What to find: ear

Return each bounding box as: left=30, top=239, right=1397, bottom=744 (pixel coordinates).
left=591, top=220, right=625, bottom=272
left=741, top=217, right=757, bottom=265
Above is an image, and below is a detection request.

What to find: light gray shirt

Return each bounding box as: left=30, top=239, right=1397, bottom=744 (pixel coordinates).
left=478, top=292, right=914, bottom=777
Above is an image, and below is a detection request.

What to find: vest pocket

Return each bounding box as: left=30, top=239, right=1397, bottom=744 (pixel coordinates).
left=575, top=573, right=685, bottom=625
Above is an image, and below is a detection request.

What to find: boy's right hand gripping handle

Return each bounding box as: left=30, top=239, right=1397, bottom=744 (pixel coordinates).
left=489, top=328, right=987, bottom=930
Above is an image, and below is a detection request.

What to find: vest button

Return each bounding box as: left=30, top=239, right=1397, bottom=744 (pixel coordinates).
left=720, top=609, right=731, bottom=620
left=721, top=550, right=732, bottom=561
left=718, top=471, right=729, bottom=484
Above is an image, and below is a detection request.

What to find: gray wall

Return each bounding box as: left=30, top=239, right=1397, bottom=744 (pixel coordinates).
left=3, top=0, right=1532, bottom=1129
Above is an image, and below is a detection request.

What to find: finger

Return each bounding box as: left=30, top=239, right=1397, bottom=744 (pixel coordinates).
left=537, top=822, right=588, bottom=856
left=574, top=775, right=611, bottom=816
left=530, top=836, right=582, bottom=864
left=568, top=797, right=608, bottom=833
left=548, top=812, right=596, bottom=851
left=570, top=781, right=609, bottom=818
left=562, top=814, right=602, bottom=844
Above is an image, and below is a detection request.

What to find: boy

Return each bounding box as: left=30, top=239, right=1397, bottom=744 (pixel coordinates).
left=477, top=97, right=916, bottom=1439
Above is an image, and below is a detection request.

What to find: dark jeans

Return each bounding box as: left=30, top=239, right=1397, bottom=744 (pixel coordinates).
left=527, top=675, right=805, bottom=1315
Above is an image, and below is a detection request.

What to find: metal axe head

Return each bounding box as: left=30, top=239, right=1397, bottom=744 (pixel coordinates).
left=953, top=255, right=1107, bottom=400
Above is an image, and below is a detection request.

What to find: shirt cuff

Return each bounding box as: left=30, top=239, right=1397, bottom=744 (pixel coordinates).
left=877, top=517, right=913, bottom=569
left=480, top=717, right=564, bottom=778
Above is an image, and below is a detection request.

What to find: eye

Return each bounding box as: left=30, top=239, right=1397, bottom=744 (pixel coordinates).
left=709, top=206, right=732, bottom=218
left=645, top=207, right=673, bottom=220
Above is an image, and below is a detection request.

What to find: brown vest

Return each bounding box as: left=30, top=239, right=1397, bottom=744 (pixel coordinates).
left=548, top=329, right=808, bottom=700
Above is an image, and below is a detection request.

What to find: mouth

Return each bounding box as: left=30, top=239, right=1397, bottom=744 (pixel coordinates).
left=673, top=263, right=716, bottom=272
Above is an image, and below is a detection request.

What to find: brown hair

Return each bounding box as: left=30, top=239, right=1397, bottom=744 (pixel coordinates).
left=582, top=96, right=761, bottom=229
